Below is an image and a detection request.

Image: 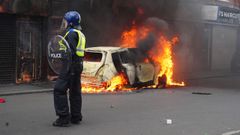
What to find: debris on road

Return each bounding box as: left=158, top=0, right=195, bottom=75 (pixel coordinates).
left=0, top=98, right=6, bottom=103
left=192, top=92, right=212, bottom=95
left=166, top=119, right=172, bottom=125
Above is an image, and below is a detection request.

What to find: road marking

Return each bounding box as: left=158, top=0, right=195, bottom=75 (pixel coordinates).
left=222, top=130, right=240, bottom=135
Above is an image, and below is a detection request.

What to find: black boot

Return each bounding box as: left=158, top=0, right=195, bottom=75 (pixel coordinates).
left=53, top=116, right=70, bottom=127
left=71, top=116, right=82, bottom=124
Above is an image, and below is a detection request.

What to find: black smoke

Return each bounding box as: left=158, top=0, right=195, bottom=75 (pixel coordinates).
left=66, top=0, right=207, bottom=79
left=67, top=0, right=179, bottom=46
left=137, top=32, right=156, bottom=53
left=136, top=17, right=169, bottom=54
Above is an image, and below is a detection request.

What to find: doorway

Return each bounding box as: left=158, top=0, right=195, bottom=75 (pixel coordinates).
left=16, top=20, right=42, bottom=83
left=211, top=25, right=237, bottom=71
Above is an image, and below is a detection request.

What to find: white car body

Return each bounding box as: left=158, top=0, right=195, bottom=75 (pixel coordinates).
left=82, top=47, right=156, bottom=86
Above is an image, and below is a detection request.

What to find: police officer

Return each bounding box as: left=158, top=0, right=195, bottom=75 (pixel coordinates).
left=53, top=11, right=86, bottom=127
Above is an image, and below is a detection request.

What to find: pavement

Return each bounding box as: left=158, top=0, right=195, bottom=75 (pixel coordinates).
left=0, top=82, right=53, bottom=96
left=0, top=70, right=240, bottom=96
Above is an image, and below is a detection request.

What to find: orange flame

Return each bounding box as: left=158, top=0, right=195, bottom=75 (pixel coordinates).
left=82, top=73, right=132, bottom=93
left=151, top=36, right=185, bottom=86
left=81, top=23, right=185, bottom=93
left=121, top=25, right=185, bottom=87
left=106, top=73, right=129, bottom=91
left=121, top=26, right=137, bottom=48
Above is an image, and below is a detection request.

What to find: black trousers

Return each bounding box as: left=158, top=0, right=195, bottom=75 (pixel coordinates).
left=53, top=63, right=83, bottom=120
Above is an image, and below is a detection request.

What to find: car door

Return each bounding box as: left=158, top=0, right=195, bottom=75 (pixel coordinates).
left=129, top=49, right=155, bottom=83
left=135, top=58, right=155, bottom=83
left=117, top=50, right=136, bottom=85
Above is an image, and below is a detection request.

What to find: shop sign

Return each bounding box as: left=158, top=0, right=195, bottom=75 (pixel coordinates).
left=218, top=6, right=240, bottom=24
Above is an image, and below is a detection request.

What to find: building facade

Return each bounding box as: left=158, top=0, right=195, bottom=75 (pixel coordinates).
left=0, top=0, right=49, bottom=84
left=175, top=0, right=240, bottom=74
left=0, top=0, right=240, bottom=84
left=0, top=0, right=83, bottom=84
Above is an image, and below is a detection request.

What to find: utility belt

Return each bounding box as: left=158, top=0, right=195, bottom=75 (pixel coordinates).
left=69, top=60, right=83, bottom=75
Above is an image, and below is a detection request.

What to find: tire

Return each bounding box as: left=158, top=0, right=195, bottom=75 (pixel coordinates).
left=156, top=74, right=167, bottom=88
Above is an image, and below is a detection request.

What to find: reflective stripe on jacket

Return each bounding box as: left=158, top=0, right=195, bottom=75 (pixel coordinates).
left=64, top=28, right=86, bottom=57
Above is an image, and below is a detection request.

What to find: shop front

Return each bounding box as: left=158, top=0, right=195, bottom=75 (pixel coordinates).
left=202, top=5, right=240, bottom=71
left=0, top=0, right=48, bottom=84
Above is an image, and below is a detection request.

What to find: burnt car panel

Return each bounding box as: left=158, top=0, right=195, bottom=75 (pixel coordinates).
left=136, top=62, right=155, bottom=82
left=127, top=49, right=155, bottom=83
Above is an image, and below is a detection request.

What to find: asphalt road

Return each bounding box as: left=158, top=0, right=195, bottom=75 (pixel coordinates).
left=1, top=77, right=240, bottom=135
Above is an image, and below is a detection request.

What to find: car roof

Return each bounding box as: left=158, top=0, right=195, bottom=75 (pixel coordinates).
left=85, top=46, right=125, bottom=52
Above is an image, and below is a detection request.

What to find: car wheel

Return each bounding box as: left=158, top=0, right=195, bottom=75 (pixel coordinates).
left=156, top=74, right=167, bottom=88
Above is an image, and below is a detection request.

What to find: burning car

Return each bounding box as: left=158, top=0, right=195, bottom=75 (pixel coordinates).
left=48, top=18, right=185, bottom=93
left=82, top=46, right=160, bottom=88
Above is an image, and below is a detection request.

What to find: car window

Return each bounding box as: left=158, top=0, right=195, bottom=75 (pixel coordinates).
left=119, top=51, right=132, bottom=63
left=128, top=49, right=148, bottom=63
left=84, top=52, right=102, bottom=62
left=112, top=52, right=123, bottom=73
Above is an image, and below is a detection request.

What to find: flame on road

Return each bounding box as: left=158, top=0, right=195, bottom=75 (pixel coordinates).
left=152, top=36, right=185, bottom=86
left=106, top=73, right=129, bottom=91
left=82, top=73, right=133, bottom=93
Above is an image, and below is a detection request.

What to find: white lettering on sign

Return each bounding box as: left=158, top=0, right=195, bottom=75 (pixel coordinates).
left=50, top=53, right=62, bottom=58
left=219, top=11, right=240, bottom=19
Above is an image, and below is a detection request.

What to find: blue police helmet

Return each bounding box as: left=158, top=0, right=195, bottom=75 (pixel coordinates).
left=64, top=11, right=81, bottom=27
